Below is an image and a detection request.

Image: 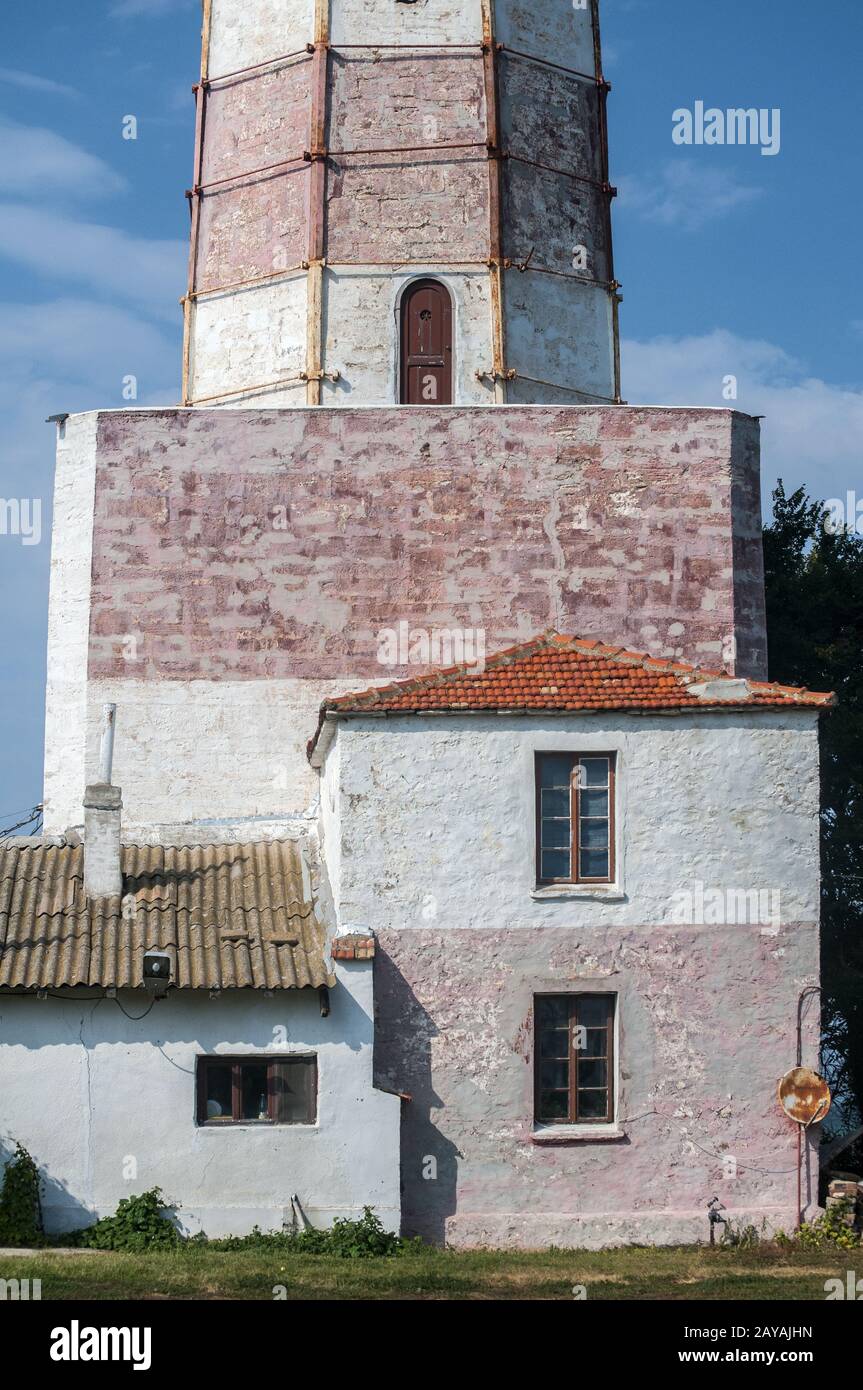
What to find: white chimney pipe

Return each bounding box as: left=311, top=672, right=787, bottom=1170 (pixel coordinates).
left=99, top=703, right=117, bottom=785
left=84, top=784, right=123, bottom=900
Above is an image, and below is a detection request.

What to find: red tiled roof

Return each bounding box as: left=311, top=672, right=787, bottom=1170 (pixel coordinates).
left=309, top=633, right=833, bottom=753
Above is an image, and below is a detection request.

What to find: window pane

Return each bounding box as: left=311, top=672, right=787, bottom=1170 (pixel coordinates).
left=541, top=788, right=569, bottom=816
left=540, top=1060, right=569, bottom=1090
left=539, top=1028, right=569, bottom=1059
left=240, top=1063, right=269, bottom=1121
left=579, top=848, right=609, bottom=879
left=536, top=995, right=614, bottom=1127
left=272, top=1057, right=316, bottom=1124
left=579, top=788, right=608, bottom=817
left=541, top=849, right=570, bottom=880
left=578, top=1088, right=609, bottom=1119
left=203, top=1063, right=232, bottom=1122
left=582, top=1028, right=607, bottom=1057
left=537, top=996, right=569, bottom=1026
left=579, top=819, right=609, bottom=850
left=542, top=819, right=571, bottom=849
left=539, top=1091, right=569, bottom=1121
left=539, top=754, right=574, bottom=787
left=580, top=757, right=609, bottom=787
left=578, top=1059, right=608, bottom=1089
left=578, top=996, right=612, bottom=1028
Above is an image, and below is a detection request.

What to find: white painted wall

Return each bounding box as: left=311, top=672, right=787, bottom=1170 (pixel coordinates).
left=323, top=270, right=494, bottom=405
left=190, top=260, right=620, bottom=409
left=0, top=967, right=400, bottom=1237
left=207, top=0, right=594, bottom=68
left=191, top=269, right=497, bottom=409
left=190, top=278, right=309, bottom=407
left=46, top=675, right=381, bottom=839
left=320, top=732, right=342, bottom=920
left=208, top=0, right=315, bottom=79
left=42, top=415, right=97, bottom=840
left=505, top=274, right=616, bottom=403
left=329, top=0, right=481, bottom=48
left=320, top=710, right=823, bottom=931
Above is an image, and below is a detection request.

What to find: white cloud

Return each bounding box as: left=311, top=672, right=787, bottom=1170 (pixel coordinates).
left=622, top=329, right=863, bottom=508
left=0, top=119, right=126, bottom=200
left=0, top=204, right=186, bottom=320
left=617, top=160, right=762, bottom=232
left=0, top=68, right=79, bottom=100
left=0, top=298, right=180, bottom=397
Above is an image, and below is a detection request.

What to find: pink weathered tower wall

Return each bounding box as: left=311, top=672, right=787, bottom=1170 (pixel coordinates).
left=43, top=403, right=766, bottom=837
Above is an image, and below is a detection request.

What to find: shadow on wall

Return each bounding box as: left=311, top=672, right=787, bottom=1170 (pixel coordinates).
left=0, top=1136, right=93, bottom=1236
left=372, top=945, right=461, bottom=1243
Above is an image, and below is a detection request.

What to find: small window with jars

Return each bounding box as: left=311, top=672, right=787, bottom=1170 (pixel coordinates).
left=196, top=1056, right=317, bottom=1126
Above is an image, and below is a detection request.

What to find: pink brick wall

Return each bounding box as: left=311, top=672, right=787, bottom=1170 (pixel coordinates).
left=197, top=59, right=312, bottom=292
left=190, top=48, right=611, bottom=300
left=88, top=405, right=766, bottom=682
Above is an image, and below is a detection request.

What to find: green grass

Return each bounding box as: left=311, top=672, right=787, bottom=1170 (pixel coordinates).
left=2, top=1243, right=862, bottom=1300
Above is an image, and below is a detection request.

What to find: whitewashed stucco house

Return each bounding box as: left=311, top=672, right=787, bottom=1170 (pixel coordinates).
left=310, top=634, right=831, bottom=1246
left=0, top=824, right=400, bottom=1236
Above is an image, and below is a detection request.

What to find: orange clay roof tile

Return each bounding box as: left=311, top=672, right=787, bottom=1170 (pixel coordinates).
left=307, top=633, right=833, bottom=756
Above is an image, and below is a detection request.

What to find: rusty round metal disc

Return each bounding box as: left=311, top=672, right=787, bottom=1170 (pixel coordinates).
left=778, top=1067, right=832, bottom=1125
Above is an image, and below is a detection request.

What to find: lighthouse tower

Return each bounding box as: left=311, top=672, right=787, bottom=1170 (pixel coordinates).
left=183, top=0, right=620, bottom=409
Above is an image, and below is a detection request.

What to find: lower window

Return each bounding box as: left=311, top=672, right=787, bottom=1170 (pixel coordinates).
left=197, top=1055, right=317, bottom=1126
left=535, top=994, right=615, bottom=1124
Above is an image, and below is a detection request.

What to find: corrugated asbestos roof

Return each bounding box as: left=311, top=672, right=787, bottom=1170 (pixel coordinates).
left=0, top=839, right=334, bottom=992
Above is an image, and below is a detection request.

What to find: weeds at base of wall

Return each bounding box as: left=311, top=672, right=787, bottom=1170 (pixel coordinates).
left=63, top=1188, right=181, bottom=1253
left=59, top=1191, right=421, bottom=1258
left=0, top=1143, right=44, bottom=1247
left=716, top=1204, right=861, bottom=1254
left=206, top=1207, right=423, bottom=1258
left=776, top=1200, right=862, bottom=1253
left=719, top=1219, right=770, bottom=1250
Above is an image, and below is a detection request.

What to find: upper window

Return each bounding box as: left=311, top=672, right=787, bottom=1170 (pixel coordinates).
left=535, top=994, right=615, bottom=1125
left=196, top=1056, right=317, bottom=1127
left=400, top=278, right=453, bottom=404
left=535, top=752, right=616, bottom=885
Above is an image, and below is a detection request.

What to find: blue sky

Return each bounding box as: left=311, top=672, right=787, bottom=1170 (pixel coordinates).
left=0, top=0, right=861, bottom=817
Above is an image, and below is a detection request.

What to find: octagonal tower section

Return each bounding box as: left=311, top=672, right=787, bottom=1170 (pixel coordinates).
left=184, top=0, right=620, bottom=409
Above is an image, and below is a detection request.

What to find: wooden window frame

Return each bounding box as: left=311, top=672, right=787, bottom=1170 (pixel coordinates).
left=535, top=752, right=616, bottom=886
left=196, top=1055, right=317, bottom=1127
left=534, top=993, right=616, bottom=1126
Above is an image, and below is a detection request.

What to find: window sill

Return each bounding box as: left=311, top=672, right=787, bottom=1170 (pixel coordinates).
left=198, top=1121, right=317, bottom=1130
left=531, top=1124, right=626, bottom=1146
left=531, top=885, right=625, bottom=903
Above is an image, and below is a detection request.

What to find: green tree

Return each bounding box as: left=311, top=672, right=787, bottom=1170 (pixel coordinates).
left=763, top=482, right=863, bottom=1139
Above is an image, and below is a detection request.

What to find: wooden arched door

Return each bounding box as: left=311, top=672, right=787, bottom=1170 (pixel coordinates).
left=400, top=279, right=453, bottom=404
